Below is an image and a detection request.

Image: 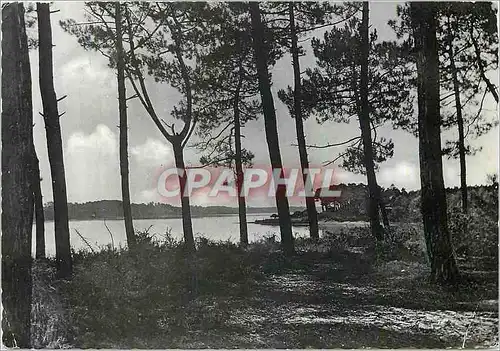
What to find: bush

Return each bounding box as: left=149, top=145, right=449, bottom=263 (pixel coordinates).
left=448, top=207, right=498, bottom=258
left=64, top=229, right=265, bottom=347
left=370, top=224, right=427, bottom=264
left=31, top=260, right=72, bottom=348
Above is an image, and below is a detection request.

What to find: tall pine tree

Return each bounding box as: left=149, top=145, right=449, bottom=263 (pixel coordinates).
left=249, top=2, right=294, bottom=254
left=2, top=3, right=34, bottom=346
left=290, top=3, right=413, bottom=239
left=410, top=1, right=459, bottom=284
left=37, top=2, right=72, bottom=277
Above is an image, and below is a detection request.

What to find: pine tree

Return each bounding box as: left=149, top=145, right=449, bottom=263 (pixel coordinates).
left=358, top=2, right=383, bottom=239
left=37, top=2, right=72, bottom=277
left=289, top=3, right=414, bottom=239
left=264, top=2, right=348, bottom=240
left=192, top=3, right=260, bottom=246
left=33, top=148, right=45, bottom=259
left=390, top=2, right=498, bottom=214
left=24, top=3, right=46, bottom=260
left=115, top=2, right=136, bottom=249
left=249, top=2, right=294, bottom=255
left=2, top=3, right=34, bottom=346
left=267, top=2, right=342, bottom=240
left=410, top=1, right=459, bottom=284
left=438, top=2, right=498, bottom=213
left=61, top=3, right=213, bottom=251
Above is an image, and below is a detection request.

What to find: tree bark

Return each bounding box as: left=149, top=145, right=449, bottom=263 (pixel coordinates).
left=1, top=3, right=34, bottom=347
left=379, top=201, right=390, bottom=229
left=358, top=2, right=384, bottom=240
left=36, top=3, right=72, bottom=277
left=289, top=2, right=320, bottom=240
left=447, top=24, right=468, bottom=213
left=37, top=3, right=72, bottom=277
left=249, top=2, right=294, bottom=255
left=410, top=2, right=459, bottom=284
left=33, top=147, right=46, bottom=259
left=115, top=3, right=136, bottom=249
left=234, top=65, right=249, bottom=246
left=172, top=139, right=196, bottom=252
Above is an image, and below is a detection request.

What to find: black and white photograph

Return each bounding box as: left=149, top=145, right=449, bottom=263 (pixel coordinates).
left=1, top=1, right=499, bottom=348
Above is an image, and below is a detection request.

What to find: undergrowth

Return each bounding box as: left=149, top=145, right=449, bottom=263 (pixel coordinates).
left=61, top=230, right=272, bottom=348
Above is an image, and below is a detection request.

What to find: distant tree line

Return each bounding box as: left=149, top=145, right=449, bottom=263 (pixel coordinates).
left=42, top=201, right=306, bottom=221
left=316, top=182, right=498, bottom=223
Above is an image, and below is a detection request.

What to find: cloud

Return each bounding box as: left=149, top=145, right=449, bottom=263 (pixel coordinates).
left=64, top=124, right=121, bottom=202
left=131, top=138, right=173, bottom=166
left=67, top=124, right=117, bottom=155
left=128, top=139, right=175, bottom=202
left=135, top=188, right=159, bottom=204
left=378, top=162, right=420, bottom=189
left=443, top=163, right=460, bottom=188
left=60, top=55, right=112, bottom=84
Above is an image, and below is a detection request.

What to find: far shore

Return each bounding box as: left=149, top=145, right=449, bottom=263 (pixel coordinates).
left=40, top=214, right=372, bottom=227
left=40, top=212, right=297, bottom=223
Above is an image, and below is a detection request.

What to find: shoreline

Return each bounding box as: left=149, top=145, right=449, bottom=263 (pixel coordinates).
left=41, top=212, right=275, bottom=223
left=41, top=214, right=374, bottom=227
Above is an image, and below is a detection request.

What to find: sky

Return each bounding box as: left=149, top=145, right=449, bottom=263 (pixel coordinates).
left=18, top=1, right=500, bottom=207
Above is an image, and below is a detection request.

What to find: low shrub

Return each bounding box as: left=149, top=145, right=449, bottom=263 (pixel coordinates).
left=448, top=207, right=498, bottom=258
left=64, top=229, right=266, bottom=347
left=31, top=260, right=72, bottom=348
left=367, top=224, right=428, bottom=264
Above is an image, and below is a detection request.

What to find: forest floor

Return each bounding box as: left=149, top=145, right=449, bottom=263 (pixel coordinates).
left=32, top=224, right=498, bottom=349
left=210, top=253, right=498, bottom=349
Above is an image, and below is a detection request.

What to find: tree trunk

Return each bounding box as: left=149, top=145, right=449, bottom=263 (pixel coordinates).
left=37, top=3, right=72, bottom=277
left=447, top=25, right=468, bottom=213
left=358, top=2, right=384, bottom=241
left=234, top=68, right=249, bottom=246
left=410, top=2, right=459, bottom=284
left=1, top=3, right=34, bottom=347
left=379, top=201, right=390, bottom=229
left=33, top=147, right=46, bottom=259
left=289, top=2, right=320, bottom=240
left=249, top=2, right=294, bottom=255
left=115, top=3, right=136, bottom=248
left=172, top=139, right=196, bottom=252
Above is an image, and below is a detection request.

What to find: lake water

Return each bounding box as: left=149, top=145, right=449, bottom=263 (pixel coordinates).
left=32, top=214, right=364, bottom=257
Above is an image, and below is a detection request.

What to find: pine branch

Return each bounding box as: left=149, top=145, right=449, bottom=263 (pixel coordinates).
left=296, top=135, right=361, bottom=149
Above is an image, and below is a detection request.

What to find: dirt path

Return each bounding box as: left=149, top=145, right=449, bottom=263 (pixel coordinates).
left=196, top=250, right=499, bottom=349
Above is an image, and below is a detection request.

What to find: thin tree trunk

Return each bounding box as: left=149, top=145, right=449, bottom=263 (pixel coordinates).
left=447, top=24, right=468, bottom=213
left=249, top=2, right=294, bottom=255
left=234, top=63, right=249, bottom=246
left=359, top=2, right=384, bottom=241
left=37, top=3, right=72, bottom=277
left=115, top=2, right=136, bottom=248
left=379, top=201, right=390, bottom=229
left=173, top=137, right=197, bottom=297
left=123, top=5, right=197, bottom=252
left=173, top=139, right=196, bottom=252
left=234, top=102, right=249, bottom=246
left=1, top=3, right=34, bottom=347
left=33, top=147, right=46, bottom=259
left=469, top=24, right=499, bottom=103
left=410, top=2, right=459, bottom=284
left=289, top=2, right=320, bottom=240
